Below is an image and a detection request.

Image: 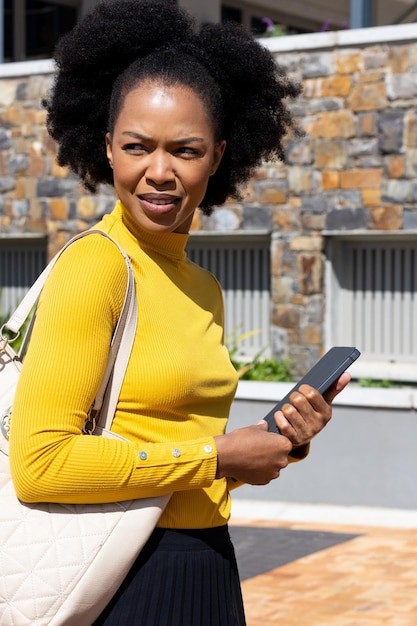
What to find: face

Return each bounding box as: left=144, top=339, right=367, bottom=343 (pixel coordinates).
left=106, top=81, right=226, bottom=234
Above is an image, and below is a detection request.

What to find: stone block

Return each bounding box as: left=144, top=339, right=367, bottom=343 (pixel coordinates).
left=297, top=252, right=322, bottom=294
left=362, top=189, right=381, bottom=206
left=322, top=171, right=340, bottom=189
left=302, top=295, right=324, bottom=325
left=320, top=76, right=352, bottom=98
left=0, top=177, right=15, bottom=193
left=12, top=199, right=29, bottom=218
left=288, top=167, right=311, bottom=195
left=301, top=213, right=326, bottom=230
left=386, top=74, right=417, bottom=101
left=369, top=205, right=403, bottom=230
left=37, top=177, right=79, bottom=197
left=358, top=112, right=378, bottom=137
left=255, top=180, right=287, bottom=204
left=290, top=236, right=322, bottom=252
left=363, top=47, right=388, bottom=70
left=8, top=155, right=29, bottom=176
left=404, top=110, right=417, bottom=147
left=308, top=98, right=342, bottom=114
left=388, top=46, right=411, bottom=73
left=403, top=209, right=417, bottom=229
left=349, top=82, right=387, bottom=111
left=386, top=155, right=405, bottom=178
left=382, top=180, right=415, bottom=203
left=301, top=325, right=321, bottom=345
left=336, top=51, right=363, bottom=74
left=312, top=110, right=356, bottom=139
left=0, top=80, right=17, bottom=107
left=358, top=70, right=385, bottom=84
left=272, top=304, right=301, bottom=329
left=340, top=168, right=383, bottom=188
left=202, top=207, right=241, bottom=231
left=77, top=196, right=97, bottom=219
left=273, top=203, right=301, bottom=232
left=314, top=140, right=347, bottom=170
left=0, top=129, right=11, bottom=150
left=242, top=205, right=273, bottom=230
left=405, top=149, right=417, bottom=178
left=301, top=53, right=333, bottom=78
left=347, top=138, right=379, bottom=158
left=301, top=196, right=327, bottom=215
left=286, top=138, right=313, bottom=165
left=325, top=207, right=367, bottom=230
left=49, top=198, right=69, bottom=221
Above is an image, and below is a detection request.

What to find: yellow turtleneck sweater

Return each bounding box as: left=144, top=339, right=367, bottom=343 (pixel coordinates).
left=10, top=201, right=239, bottom=529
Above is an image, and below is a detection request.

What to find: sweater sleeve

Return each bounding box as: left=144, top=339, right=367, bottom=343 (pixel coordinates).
left=9, top=234, right=217, bottom=505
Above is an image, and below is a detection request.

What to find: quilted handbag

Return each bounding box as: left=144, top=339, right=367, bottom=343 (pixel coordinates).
left=0, top=230, right=170, bottom=626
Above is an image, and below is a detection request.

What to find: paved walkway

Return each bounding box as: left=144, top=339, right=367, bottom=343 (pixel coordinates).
left=230, top=501, right=417, bottom=625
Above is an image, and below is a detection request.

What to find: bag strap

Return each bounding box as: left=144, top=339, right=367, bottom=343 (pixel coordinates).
left=2, top=229, right=138, bottom=433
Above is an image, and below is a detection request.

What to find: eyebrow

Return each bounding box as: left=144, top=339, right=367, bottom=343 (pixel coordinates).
left=121, top=131, right=206, bottom=144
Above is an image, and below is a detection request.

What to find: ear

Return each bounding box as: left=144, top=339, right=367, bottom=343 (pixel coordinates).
left=105, top=132, right=113, bottom=168
left=210, top=140, right=226, bottom=176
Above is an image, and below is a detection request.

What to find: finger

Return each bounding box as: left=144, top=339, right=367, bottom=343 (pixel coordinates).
left=256, top=419, right=268, bottom=429
left=324, top=372, right=351, bottom=403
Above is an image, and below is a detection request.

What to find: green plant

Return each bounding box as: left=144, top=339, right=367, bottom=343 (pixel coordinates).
left=226, top=326, right=293, bottom=382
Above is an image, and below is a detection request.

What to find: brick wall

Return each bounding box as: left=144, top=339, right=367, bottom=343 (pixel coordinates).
left=1, top=25, right=417, bottom=373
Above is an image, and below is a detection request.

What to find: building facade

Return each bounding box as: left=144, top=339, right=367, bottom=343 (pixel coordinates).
left=1, top=24, right=417, bottom=381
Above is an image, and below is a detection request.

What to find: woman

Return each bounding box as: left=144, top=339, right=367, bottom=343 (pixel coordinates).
left=10, top=2, right=350, bottom=624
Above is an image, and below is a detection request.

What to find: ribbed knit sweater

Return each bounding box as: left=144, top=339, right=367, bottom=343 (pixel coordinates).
left=10, top=201, right=239, bottom=529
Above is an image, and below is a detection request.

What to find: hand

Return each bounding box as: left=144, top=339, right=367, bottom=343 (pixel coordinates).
left=214, top=421, right=292, bottom=485
left=273, top=372, right=351, bottom=448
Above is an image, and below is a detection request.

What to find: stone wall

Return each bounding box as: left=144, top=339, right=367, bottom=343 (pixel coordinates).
left=1, top=24, right=417, bottom=374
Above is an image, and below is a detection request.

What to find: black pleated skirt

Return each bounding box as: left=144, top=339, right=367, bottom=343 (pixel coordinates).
left=93, top=525, right=246, bottom=626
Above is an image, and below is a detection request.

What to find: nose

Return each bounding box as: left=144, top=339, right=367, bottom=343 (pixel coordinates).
left=145, top=149, right=175, bottom=186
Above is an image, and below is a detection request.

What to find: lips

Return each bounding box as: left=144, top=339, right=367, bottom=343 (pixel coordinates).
left=138, top=194, right=180, bottom=215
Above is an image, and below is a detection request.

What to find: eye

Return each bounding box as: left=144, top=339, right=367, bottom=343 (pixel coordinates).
left=122, top=143, right=148, bottom=154
left=175, top=146, right=200, bottom=157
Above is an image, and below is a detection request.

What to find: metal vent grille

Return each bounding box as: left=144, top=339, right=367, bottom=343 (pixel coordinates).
left=327, top=237, right=417, bottom=364
left=187, top=234, right=271, bottom=357
left=0, top=237, right=47, bottom=318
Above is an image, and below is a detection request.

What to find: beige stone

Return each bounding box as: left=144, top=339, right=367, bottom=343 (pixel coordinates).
left=301, top=326, right=321, bottom=344
left=49, top=199, right=68, bottom=221
left=322, top=171, right=340, bottom=189
left=370, top=205, right=403, bottom=229
left=336, top=52, right=363, bottom=75
left=362, top=188, right=381, bottom=206
left=312, top=111, right=356, bottom=139
left=340, top=168, right=383, bottom=188
left=387, top=155, right=405, bottom=179
left=314, top=141, right=347, bottom=170
left=349, top=82, right=387, bottom=111
left=290, top=236, right=322, bottom=252
left=77, top=196, right=96, bottom=219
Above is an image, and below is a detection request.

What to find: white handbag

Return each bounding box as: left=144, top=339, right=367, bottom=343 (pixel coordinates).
left=0, top=230, right=170, bottom=626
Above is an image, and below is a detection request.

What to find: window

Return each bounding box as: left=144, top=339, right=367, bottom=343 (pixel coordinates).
left=3, top=0, right=79, bottom=62
left=187, top=234, right=271, bottom=357
left=0, top=236, right=47, bottom=318
left=325, top=234, right=417, bottom=380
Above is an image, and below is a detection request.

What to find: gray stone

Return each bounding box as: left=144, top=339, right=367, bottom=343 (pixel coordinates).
left=16, top=82, right=28, bottom=101
left=309, top=98, right=342, bottom=113
left=301, top=197, right=327, bottom=215
left=242, top=205, right=273, bottom=230
left=325, top=207, right=367, bottom=230
left=301, top=53, right=333, bottom=78
left=270, top=326, right=289, bottom=362
left=0, top=177, right=15, bottom=192
left=8, top=155, right=29, bottom=175
left=0, top=128, right=11, bottom=150
left=383, top=180, right=415, bottom=203
left=403, top=209, right=417, bottom=230
left=286, top=138, right=313, bottom=165
left=405, top=149, right=417, bottom=178
left=202, top=207, right=241, bottom=231
left=325, top=190, right=361, bottom=209
left=386, top=74, right=417, bottom=101
left=12, top=199, right=29, bottom=217
left=302, top=295, right=324, bottom=325
left=347, top=138, right=379, bottom=158
left=37, top=178, right=79, bottom=197
left=378, top=109, right=404, bottom=154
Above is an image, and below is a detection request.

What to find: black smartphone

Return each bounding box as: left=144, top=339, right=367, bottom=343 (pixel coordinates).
left=265, top=346, right=360, bottom=434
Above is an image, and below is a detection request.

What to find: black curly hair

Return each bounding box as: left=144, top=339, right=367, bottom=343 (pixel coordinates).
left=44, top=0, right=301, bottom=214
